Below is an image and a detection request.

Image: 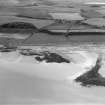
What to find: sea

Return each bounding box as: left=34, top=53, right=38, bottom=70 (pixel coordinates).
left=0, top=42, right=105, bottom=105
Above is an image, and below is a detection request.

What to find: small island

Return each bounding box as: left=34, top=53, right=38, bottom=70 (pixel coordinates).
left=35, top=51, right=70, bottom=63
left=20, top=49, right=70, bottom=63
left=75, top=55, right=105, bottom=87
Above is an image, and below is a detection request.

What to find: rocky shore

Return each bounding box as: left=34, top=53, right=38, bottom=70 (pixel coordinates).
left=75, top=55, right=105, bottom=87
left=0, top=47, right=70, bottom=63
left=1, top=46, right=105, bottom=87
left=20, top=49, right=70, bottom=63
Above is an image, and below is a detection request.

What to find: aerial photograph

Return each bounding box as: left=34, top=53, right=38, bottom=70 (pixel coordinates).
left=1, top=0, right=105, bottom=104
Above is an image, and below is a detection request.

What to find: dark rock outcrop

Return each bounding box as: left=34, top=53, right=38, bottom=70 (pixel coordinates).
left=20, top=50, right=70, bottom=63
left=75, top=56, right=105, bottom=87
left=35, top=51, right=70, bottom=63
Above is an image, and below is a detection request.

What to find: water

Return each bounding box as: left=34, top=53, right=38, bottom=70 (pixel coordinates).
left=0, top=44, right=105, bottom=104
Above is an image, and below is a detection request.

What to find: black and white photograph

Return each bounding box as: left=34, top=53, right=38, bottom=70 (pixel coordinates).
left=1, top=0, right=105, bottom=104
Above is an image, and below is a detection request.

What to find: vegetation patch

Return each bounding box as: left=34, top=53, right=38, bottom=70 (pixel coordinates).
left=0, top=21, right=38, bottom=33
